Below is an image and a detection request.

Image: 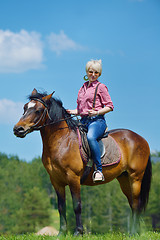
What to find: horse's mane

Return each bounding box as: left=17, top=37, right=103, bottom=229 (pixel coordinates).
left=28, top=92, right=78, bottom=132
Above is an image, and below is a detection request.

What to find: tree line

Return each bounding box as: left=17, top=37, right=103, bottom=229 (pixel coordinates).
left=0, top=152, right=160, bottom=234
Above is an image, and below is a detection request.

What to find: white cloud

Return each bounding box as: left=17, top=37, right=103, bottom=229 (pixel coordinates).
left=0, top=30, right=44, bottom=73
left=0, top=99, right=23, bottom=124
left=47, top=30, right=84, bottom=55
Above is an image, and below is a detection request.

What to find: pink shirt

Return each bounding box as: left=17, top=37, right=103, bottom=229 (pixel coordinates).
left=77, top=80, right=114, bottom=116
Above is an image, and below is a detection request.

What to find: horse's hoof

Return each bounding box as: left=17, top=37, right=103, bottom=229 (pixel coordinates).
left=57, top=229, right=67, bottom=237
left=74, top=227, right=83, bottom=236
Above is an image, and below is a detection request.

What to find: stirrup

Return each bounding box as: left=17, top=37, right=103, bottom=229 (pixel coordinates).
left=92, top=170, right=105, bottom=183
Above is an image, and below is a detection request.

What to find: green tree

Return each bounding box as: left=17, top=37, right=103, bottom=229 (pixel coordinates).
left=81, top=181, right=130, bottom=234
left=0, top=153, right=54, bottom=234
left=144, top=161, right=160, bottom=230
left=0, top=154, right=24, bottom=233
left=31, top=157, right=57, bottom=208
left=14, top=187, right=51, bottom=233
left=151, top=151, right=160, bottom=157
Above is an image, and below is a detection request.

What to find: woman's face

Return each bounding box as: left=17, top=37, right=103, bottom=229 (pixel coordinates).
left=87, top=67, right=100, bottom=83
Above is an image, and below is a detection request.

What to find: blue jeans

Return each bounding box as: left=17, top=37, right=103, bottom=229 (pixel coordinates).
left=81, top=115, right=107, bottom=172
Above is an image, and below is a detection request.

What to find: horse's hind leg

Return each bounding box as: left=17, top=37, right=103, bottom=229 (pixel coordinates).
left=117, top=172, right=141, bottom=234
left=117, top=172, right=133, bottom=209
left=129, top=175, right=143, bottom=234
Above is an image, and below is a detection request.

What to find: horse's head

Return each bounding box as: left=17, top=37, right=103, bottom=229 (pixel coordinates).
left=13, top=89, right=54, bottom=138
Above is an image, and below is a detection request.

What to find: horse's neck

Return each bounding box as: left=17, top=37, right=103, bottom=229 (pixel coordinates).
left=40, top=121, right=78, bottom=169
left=40, top=121, right=70, bottom=148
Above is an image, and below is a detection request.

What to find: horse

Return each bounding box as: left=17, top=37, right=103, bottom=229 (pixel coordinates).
left=13, top=89, right=152, bottom=235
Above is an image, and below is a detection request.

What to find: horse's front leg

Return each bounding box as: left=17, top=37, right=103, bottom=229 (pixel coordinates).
left=55, top=186, right=67, bottom=235
left=69, top=176, right=83, bottom=235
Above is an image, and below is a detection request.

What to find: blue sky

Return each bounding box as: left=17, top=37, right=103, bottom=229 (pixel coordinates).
left=0, top=0, right=159, bottom=161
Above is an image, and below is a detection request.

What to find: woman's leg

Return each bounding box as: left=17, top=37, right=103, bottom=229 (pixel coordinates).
left=87, top=118, right=106, bottom=172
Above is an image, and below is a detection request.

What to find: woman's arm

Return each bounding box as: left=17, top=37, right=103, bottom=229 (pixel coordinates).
left=88, top=106, right=112, bottom=117
left=97, top=106, right=113, bottom=115
left=66, top=109, right=78, bottom=115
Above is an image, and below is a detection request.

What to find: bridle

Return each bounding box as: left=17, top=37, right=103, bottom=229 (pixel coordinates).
left=27, top=98, right=50, bottom=131
left=28, top=98, right=75, bottom=131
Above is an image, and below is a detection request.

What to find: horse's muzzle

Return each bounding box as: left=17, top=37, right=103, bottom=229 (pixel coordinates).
left=13, top=125, right=29, bottom=138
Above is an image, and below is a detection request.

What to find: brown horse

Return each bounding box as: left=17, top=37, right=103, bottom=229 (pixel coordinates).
left=13, top=89, right=151, bottom=235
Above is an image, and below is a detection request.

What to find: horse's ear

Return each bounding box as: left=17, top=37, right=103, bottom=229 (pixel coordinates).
left=42, top=91, right=55, bottom=102
left=31, top=88, right=38, bottom=95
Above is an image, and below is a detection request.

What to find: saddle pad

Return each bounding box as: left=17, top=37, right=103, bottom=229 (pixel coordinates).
left=77, top=127, right=121, bottom=166
left=101, top=136, right=121, bottom=166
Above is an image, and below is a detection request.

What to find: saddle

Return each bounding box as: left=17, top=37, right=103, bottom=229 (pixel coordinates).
left=77, top=124, right=108, bottom=163
left=77, top=124, right=121, bottom=184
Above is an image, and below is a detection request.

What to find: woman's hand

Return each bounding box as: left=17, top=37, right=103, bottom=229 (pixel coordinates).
left=66, top=109, right=78, bottom=115
left=87, top=110, right=98, bottom=117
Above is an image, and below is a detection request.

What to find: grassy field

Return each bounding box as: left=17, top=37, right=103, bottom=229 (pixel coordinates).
left=0, top=232, right=160, bottom=240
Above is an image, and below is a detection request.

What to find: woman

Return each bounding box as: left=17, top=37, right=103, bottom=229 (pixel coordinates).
left=67, top=59, right=114, bottom=182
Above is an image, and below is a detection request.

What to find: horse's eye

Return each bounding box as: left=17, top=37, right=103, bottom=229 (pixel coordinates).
left=35, top=109, right=42, bottom=114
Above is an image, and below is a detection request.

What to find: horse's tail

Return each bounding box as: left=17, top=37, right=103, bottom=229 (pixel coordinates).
left=138, top=155, right=152, bottom=213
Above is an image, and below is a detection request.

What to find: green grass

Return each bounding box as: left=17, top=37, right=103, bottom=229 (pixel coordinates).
left=0, top=232, right=160, bottom=240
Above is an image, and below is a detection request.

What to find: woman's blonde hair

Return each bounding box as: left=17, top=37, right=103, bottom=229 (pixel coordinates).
left=85, top=59, right=102, bottom=76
